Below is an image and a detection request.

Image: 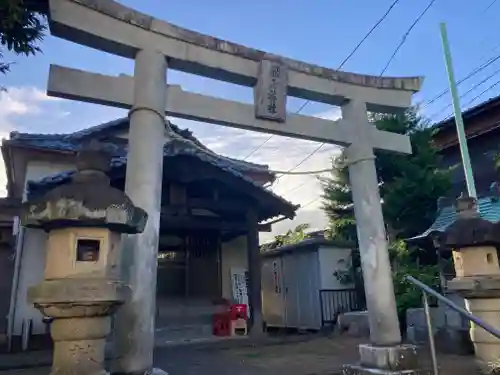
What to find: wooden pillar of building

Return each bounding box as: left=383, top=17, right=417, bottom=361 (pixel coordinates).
left=246, top=209, right=264, bottom=335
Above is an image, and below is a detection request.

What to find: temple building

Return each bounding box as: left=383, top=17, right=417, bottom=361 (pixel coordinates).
left=1, top=118, right=297, bottom=350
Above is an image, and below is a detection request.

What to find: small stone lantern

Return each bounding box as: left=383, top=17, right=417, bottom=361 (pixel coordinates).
left=21, top=142, right=147, bottom=375
left=440, top=193, right=500, bottom=370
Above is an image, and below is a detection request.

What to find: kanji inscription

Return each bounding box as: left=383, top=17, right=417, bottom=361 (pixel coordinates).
left=254, top=60, right=288, bottom=122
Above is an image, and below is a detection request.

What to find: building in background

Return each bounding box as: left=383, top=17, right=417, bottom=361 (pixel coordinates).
left=1, top=118, right=297, bottom=351
left=432, top=95, right=500, bottom=198
left=0, top=198, right=17, bottom=350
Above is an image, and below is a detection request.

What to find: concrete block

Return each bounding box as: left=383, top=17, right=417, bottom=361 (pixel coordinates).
left=434, top=327, right=474, bottom=355
left=358, top=344, right=419, bottom=371
left=337, top=311, right=370, bottom=338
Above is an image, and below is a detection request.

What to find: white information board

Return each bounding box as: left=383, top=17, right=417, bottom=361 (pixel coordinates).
left=230, top=267, right=250, bottom=318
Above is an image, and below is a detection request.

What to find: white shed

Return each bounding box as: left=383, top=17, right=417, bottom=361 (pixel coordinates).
left=261, top=238, right=364, bottom=330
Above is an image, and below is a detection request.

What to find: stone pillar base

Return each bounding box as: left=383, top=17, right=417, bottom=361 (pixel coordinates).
left=151, top=368, right=169, bottom=375
left=112, top=368, right=168, bottom=375
left=341, top=344, right=428, bottom=375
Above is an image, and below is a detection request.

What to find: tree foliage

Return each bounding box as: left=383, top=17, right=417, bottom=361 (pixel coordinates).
left=322, top=109, right=452, bottom=244
left=261, top=223, right=311, bottom=252
left=321, top=109, right=451, bottom=315
left=0, top=0, right=48, bottom=75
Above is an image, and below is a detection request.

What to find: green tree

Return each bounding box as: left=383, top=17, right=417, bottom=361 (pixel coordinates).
left=321, top=109, right=451, bottom=315
left=261, top=223, right=311, bottom=251
left=0, top=0, right=48, bottom=76
left=322, top=109, right=451, bottom=244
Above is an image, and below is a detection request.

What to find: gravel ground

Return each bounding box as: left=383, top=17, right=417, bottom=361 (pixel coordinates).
left=1, top=336, right=479, bottom=375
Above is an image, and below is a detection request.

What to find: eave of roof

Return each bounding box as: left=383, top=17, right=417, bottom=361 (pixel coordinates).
left=22, top=137, right=297, bottom=220
left=6, top=117, right=273, bottom=175
left=261, top=237, right=353, bottom=258
left=432, top=95, right=500, bottom=135
left=406, top=194, right=500, bottom=244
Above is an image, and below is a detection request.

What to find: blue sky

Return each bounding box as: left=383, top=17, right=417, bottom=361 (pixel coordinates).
left=1, top=0, right=500, bottom=240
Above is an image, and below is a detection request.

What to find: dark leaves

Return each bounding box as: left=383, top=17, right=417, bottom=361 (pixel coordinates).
left=0, top=0, right=48, bottom=77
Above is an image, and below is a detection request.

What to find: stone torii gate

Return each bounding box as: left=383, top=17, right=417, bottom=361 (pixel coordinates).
left=44, top=0, right=424, bottom=374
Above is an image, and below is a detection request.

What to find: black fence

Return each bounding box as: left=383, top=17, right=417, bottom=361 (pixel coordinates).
left=319, top=288, right=366, bottom=326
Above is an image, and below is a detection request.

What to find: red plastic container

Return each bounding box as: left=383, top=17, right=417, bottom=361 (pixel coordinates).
left=212, top=312, right=231, bottom=336
left=229, top=304, right=248, bottom=321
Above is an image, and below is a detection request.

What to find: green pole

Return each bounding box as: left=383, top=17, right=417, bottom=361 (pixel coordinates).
left=439, top=22, right=477, bottom=198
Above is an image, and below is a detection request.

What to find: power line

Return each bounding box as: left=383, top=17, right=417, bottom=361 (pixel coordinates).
left=280, top=1, right=430, bottom=187
left=338, top=0, right=403, bottom=71
left=422, top=51, right=500, bottom=109
left=429, top=64, right=500, bottom=119
left=483, top=0, right=499, bottom=13
left=461, top=77, right=500, bottom=109
left=243, top=101, right=311, bottom=161
left=380, top=0, right=438, bottom=76
left=274, top=143, right=328, bottom=184
left=242, top=0, right=402, bottom=163
left=439, top=76, right=500, bottom=123
left=242, top=135, right=273, bottom=160
left=280, top=179, right=313, bottom=196
left=242, top=100, right=312, bottom=160
left=299, top=197, right=321, bottom=211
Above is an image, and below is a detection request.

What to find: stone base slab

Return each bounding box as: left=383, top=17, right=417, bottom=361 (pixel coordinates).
left=112, top=368, right=168, bottom=375
left=151, top=368, right=169, bottom=375
left=341, top=364, right=430, bottom=375
left=358, top=344, right=419, bottom=371
left=341, top=344, right=427, bottom=375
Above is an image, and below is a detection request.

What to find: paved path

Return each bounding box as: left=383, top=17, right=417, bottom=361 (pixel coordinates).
left=1, top=336, right=479, bottom=375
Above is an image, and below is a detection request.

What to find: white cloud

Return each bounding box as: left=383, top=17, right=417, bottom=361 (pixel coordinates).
left=316, top=106, right=342, bottom=121
left=0, top=86, right=61, bottom=131
left=0, top=88, right=342, bottom=229
left=0, top=86, right=64, bottom=198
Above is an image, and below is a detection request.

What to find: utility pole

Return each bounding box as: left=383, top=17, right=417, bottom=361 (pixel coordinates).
left=440, top=22, right=477, bottom=198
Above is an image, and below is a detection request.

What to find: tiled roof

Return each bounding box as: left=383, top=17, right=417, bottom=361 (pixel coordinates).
left=407, top=195, right=500, bottom=243
left=8, top=118, right=271, bottom=174
left=7, top=118, right=296, bottom=218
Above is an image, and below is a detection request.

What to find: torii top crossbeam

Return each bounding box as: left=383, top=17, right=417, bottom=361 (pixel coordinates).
left=49, top=0, right=423, bottom=113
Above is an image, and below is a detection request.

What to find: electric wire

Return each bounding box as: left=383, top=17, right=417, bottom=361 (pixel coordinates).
left=379, top=0, right=438, bottom=76
left=422, top=52, right=500, bottom=109
left=439, top=77, right=500, bottom=123
left=428, top=65, right=500, bottom=120
left=242, top=0, right=403, bottom=163
left=282, top=0, right=432, bottom=188
left=483, top=0, right=499, bottom=13
left=461, top=77, right=500, bottom=110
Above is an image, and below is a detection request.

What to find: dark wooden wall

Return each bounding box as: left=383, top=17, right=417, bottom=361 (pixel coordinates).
left=438, top=127, right=500, bottom=198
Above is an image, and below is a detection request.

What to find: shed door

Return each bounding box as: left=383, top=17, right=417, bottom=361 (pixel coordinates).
left=283, top=254, right=300, bottom=328
left=261, top=258, right=286, bottom=327
left=296, top=251, right=321, bottom=329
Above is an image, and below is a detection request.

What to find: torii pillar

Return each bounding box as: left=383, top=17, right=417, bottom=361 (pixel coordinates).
left=113, top=49, right=168, bottom=375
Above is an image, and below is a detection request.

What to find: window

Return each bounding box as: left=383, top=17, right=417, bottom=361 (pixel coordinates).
left=76, top=239, right=100, bottom=262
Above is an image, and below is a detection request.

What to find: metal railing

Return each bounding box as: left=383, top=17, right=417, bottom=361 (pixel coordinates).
left=319, top=288, right=366, bottom=326
left=406, top=275, right=500, bottom=375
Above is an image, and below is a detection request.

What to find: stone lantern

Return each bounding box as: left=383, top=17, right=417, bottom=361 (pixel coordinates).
left=21, top=142, right=147, bottom=375
left=439, top=193, right=500, bottom=370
